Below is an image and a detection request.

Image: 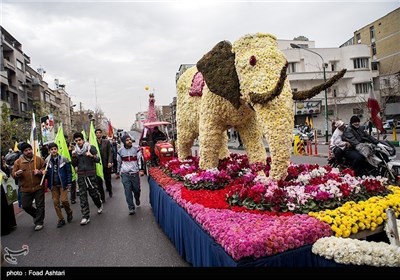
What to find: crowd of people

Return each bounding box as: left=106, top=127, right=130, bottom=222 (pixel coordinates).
left=0, top=129, right=145, bottom=235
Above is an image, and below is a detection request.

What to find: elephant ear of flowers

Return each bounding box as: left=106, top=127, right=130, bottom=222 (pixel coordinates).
left=196, top=40, right=241, bottom=109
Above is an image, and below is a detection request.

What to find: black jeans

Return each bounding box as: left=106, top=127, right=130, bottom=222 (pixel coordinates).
left=344, top=149, right=366, bottom=176
left=21, top=188, right=45, bottom=226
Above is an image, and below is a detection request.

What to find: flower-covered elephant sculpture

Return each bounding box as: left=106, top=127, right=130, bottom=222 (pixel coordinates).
left=176, top=33, right=346, bottom=180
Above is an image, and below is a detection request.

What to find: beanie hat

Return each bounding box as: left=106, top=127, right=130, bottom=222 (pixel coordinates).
left=19, top=142, right=32, bottom=152
left=350, top=115, right=361, bottom=124
left=120, top=134, right=131, bottom=144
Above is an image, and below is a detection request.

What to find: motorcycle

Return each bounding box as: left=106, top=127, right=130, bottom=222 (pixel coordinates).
left=328, top=138, right=400, bottom=185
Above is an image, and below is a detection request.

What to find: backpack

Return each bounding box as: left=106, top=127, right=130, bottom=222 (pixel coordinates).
left=5, top=151, right=22, bottom=166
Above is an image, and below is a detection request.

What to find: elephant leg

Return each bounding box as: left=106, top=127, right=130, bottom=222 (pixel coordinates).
left=176, top=126, right=199, bottom=160
left=199, top=123, right=225, bottom=170
left=263, top=118, right=292, bottom=180
left=218, top=131, right=230, bottom=160
left=237, top=118, right=267, bottom=167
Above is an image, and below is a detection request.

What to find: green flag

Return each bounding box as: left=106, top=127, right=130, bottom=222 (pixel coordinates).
left=89, top=122, right=104, bottom=181
left=55, top=126, right=77, bottom=181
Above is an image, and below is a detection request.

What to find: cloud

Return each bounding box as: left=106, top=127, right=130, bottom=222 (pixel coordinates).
left=2, top=1, right=399, bottom=130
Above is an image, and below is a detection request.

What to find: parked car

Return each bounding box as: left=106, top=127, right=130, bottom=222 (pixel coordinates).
left=293, top=128, right=314, bottom=141
left=383, top=119, right=400, bottom=132
left=292, top=128, right=313, bottom=145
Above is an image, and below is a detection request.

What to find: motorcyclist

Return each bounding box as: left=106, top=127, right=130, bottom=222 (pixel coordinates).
left=329, top=120, right=350, bottom=163
left=342, top=115, right=379, bottom=176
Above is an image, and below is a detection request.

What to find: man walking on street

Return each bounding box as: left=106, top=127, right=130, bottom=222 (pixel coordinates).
left=117, top=134, right=144, bottom=215
left=71, top=132, right=103, bottom=225
left=95, top=129, right=113, bottom=201
left=45, top=143, right=73, bottom=228
left=12, top=142, right=46, bottom=231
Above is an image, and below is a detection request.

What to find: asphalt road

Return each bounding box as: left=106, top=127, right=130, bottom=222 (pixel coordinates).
left=1, top=175, right=190, bottom=267
left=2, top=133, right=399, bottom=269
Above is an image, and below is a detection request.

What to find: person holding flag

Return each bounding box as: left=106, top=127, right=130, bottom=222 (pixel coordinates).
left=367, top=80, right=385, bottom=134
left=12, top=142, right=46, bottom=231
left=95, top=128, right=113, bottom=201
left=71, top=132, right=103, bottom=226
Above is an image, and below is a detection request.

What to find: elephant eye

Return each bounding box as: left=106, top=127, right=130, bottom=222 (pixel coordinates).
left=249, top=55, right=257, bottom=66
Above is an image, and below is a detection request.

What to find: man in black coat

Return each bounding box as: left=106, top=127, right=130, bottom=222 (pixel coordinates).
left=342, top=115, right=379, bottom=176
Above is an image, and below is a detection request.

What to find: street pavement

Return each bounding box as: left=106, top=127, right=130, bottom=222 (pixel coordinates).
left=2, top=134, right=399, bottom=269
left=1, top=175, right=190, bottom=267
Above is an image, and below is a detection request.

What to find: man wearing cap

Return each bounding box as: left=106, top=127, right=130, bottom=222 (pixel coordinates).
left=342, top=115, right=379, bottom=176
left=12, top=142, right=46, bottom=231
left=329, top=120, right=350, bottom=163
left=117, top=134, right=144, bottom=215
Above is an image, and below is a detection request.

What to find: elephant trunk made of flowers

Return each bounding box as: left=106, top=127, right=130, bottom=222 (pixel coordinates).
left=176, top=33, right=346, bottom=180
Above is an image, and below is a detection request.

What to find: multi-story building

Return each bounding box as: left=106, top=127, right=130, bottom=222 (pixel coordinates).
left=1, top=26, right=33, bottom=120
left=1, top=26, right=75, bottom=135
left=283, top=42, right=378, bottom=135
left=351, top=7, right=400, bottom=121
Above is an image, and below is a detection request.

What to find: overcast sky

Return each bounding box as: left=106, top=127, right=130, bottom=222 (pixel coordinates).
left=2, top=0, right=399, bottom=130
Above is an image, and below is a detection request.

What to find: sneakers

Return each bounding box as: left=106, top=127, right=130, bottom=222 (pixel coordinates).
left=129, top=209, right=136, bottom=215
left=67, top=212, right=73, bottom=223
left=135, top=198, right=141, bottom=206
left=34, top=225, right=44, bottom=231
left=80, top=218, right=90, bottom=225
left=57, top=220, right=66, bottom=228
left=97, top=204, right=103, bottom=214
left=71, top=200, right=76, bottom=204
left=109, top=192, right=113, bottom=198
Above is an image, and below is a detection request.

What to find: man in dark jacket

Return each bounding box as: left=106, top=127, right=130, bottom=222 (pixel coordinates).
left=45, top=142, right=73, bottom=228
left=342, top=115, right=379, bottom=176
left=71, top=132, right=103, bottom=226
left=95, top=129, right=113, bottom=201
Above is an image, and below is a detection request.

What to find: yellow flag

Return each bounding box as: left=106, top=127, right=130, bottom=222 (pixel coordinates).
left=55, top=126, right=76, bottom=181
left=14, top=141, right=19, bottom=151
left=305, top=116, right=310, bottom=126
left=309, top=118, right=313, bottom=129
left=89, top=122, right=104, bottom=181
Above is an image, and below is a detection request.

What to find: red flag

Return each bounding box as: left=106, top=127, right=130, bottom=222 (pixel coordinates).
left=107, top=120, right=114, bottom=138
left=367, top=82, right=384, bottom=133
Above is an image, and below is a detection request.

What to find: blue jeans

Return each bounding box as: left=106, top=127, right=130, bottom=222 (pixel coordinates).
left=121, top=173, right=141, bottom=211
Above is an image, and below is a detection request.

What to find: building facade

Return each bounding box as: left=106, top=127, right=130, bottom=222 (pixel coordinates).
left=1, top=26, right=75, bottom=136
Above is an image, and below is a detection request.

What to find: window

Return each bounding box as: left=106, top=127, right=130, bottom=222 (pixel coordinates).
left=20, top=102, right=27, bottom=112
left=353, top=58, right=369, bottom=69
left=371, top=43, right=376, bottom=55
left=371, top=61, right=379, bottom=71
left=355, top=33, right=361, bottom=44
left=369, top=26, right=375, bottom=40
left=16, top=60, right=23, bottom=71
left=330, top=61, right=337, bottom=71
left=355, top=83, right=370, bottom=94
left=287, top=62, right=297, bottom=73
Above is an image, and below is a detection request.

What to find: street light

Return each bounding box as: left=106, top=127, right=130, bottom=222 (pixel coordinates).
left=290, top=43, right=329, bottom=144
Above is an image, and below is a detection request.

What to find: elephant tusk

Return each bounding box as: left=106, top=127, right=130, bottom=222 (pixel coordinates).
left=292, top=69, right=347, bottom=100
left=249, top=61, right=288, bottom=104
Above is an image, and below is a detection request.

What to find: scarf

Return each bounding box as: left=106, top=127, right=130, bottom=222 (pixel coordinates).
left=75, top=141, right=91, bottom=156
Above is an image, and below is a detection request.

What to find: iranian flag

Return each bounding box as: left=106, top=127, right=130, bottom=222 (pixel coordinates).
left=367, top=81, right=385, bottom=133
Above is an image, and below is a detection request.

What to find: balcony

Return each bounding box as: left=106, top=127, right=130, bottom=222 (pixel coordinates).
left=0, top=71, right=8, bottom=85
left=4, top=59, right=15, bottom=71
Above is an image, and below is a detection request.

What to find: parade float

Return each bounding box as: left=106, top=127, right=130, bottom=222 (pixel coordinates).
left=148, top=33, right=400, bottom=267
